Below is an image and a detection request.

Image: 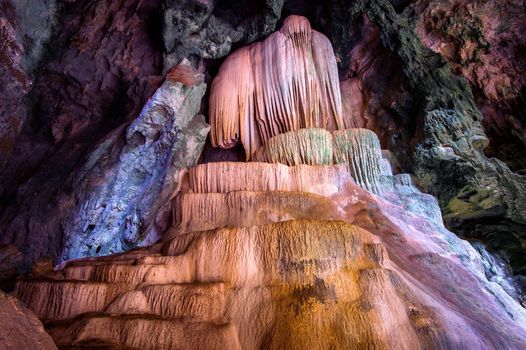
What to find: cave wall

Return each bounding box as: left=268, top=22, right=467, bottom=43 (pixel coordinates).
left=0, top=0, right=524, bottom=283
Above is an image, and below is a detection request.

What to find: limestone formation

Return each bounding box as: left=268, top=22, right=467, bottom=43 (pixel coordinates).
left=58, top=61, right=210, bottom=263
left=251, top=128, right=385, bottom=194
left=209, top=15, right=344, bottom=159
left=187, top=162, right=352, bottom=197
left=15, top=160, right=526, bottom=349
left=0, top=0, right=166, bottom=269
left=333, top=128, right=383, bottom=193
left=2, top=4, right=526, bottom=349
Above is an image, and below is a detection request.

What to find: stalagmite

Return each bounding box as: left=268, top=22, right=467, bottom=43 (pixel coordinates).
left=252, top=127, right=384, bottom=193
left=209, top=16, right=344, bottom=159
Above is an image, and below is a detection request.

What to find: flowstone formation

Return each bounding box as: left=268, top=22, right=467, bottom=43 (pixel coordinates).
left=15, top=132, right=526, bottom=348
left=12, top=15, right=526, bottom=349
left=209, top=15, right=344, bottom=159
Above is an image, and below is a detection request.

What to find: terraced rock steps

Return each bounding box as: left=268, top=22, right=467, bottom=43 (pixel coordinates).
left=15, top=151, right=526, bottom=348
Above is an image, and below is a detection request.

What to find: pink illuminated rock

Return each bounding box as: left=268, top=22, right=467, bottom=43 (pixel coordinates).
left=209, top=15, right=344, bottom=159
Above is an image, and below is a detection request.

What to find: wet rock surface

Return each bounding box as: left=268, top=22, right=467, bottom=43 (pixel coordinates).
left=14, top=159, right=526, bottom=349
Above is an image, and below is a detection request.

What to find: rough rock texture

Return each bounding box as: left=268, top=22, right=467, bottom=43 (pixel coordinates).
left=212, top=126, right=446, bottom=235
left=415, top=108, right=526, bottom=278
left=252, top=128, right=384, bottom=193
left=412, top=0, right=526, bottom=170
left=0, top=60, right=209, bottom=267
left=316, top=0, right=526, bottom=279
left=0, top=244, right=24, bottom=290
left=336, top=14, right=417, bottom=171
left=58, top=61, right=209, bottom=262
left=253, top=128, right=334, bottom=166
left=187, top=161, right=351, bottom=197
left=162, top=0, right=285, bottom=68
left=15, top=158, right=526, bottom=349
left=0, top=1, right=36, bottom=169
left=333, top=128, right=383, bottom=193
left=0, top=291, right=57, bottom=349
left=1, top=0, right=523, bottom=280
left=472, top=241, right=524, bottom=303
left=0, top=0, right=165, bottom=268
left=1, top=4, right=525, bottom=347
left=209, top=15, right=344, bottom=159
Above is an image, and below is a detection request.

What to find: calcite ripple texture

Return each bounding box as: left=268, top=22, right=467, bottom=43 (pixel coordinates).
left=209, top=15, right=345, bottom=159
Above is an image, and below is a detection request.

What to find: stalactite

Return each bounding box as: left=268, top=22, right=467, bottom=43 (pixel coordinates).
left=209, top=15, right=344, bottom=160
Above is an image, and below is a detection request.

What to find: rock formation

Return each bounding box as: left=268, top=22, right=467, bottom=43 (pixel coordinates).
left=14, top=122, right=526, bottom=348
left=209, top=15, right=344, bottom=159
left=162, top=0, right=285, bottom=68
left=252, top=127, right=334, bottom=166
left=0, top=291, right=57, bottom=349
left=59, top=61, right=210, bottom=262
left=322, top=1, right=526, bottom=279
left=0, top=244, right=24, bottom=290
left=1, top=0, right=523, bottom=281
left=0, top=59, right=209, bottom=268
left=413, top=0, right=526, bottom=170
left=15, top=152, right=526, bottom=348
left=0, top=0, right=165, bottom=269
left=1, top=3, right=525, bottom=349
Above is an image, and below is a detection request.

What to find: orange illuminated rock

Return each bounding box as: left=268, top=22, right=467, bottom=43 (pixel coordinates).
left=209, top=16, right=345, bottom=159
left=9, top=12, right=526, bottom=350
left=14, top=160, right=526, bottom=349
left=186, top=161, right=352, bottom=196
